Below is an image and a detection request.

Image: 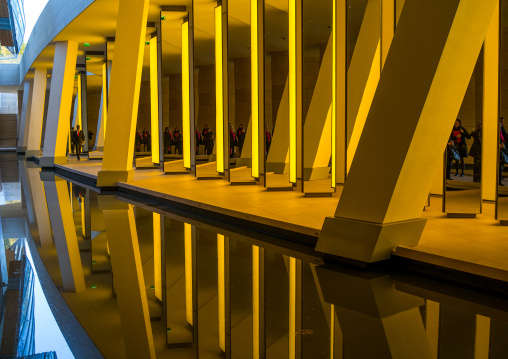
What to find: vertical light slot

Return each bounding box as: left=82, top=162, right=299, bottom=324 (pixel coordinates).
left=252, top=245, right=260, bottom=359
left=77, top=74, right=82, bottom=129
left=150, top=37, right=160, bottom=164
left=289, top=257, right=296, bottom=359
left=215, top=6, right=224, bottom=173
left=217, top=234, right=226, bottom=352
left=289, top=0, right=297, bottom=183
left=184, top=222, right=193, bottom=326
left=330, top=304, right=334, bottom=359
left=251, top=0, right=259, bottom=178
left=153, top=213, right=162, bottom=301
left=331, top=0, right=336, bottom=187
left=80, top=199, right=85, bottom=237
left=102, top=62, right=108, bottom=137
left=182, top=21, right=191, bottom=169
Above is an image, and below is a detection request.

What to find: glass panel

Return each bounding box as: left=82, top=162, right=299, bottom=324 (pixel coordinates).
left=498, top=0, right=508, bottom=220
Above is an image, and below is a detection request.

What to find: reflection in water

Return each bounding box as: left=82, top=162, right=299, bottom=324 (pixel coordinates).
left=13, top=171, right=508, bottom=358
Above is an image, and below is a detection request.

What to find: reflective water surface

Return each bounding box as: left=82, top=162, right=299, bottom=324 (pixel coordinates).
left=3, top=157, right=508, bottom=358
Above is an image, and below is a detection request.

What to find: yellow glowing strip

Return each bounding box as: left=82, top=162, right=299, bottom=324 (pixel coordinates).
left=289, top=257, right=296, bottom=359
left=217, top=234, right=225, bottom=352
left=69, top=182, right=73, bottom=207
left=77, top=74, right=82, bottom=129
left=251, top=0, right=259, bottom=178
left=153, top=213, right=162, bottom=301
left=182, top=22, right=191, bottom=169
left=102, top=63, right=108, bottom=137
left=80, top=199, right=85, bottom=237
left=252, top=246, right=260, bottom=359
left=330, top=304, right=334, bottom=359
left=215, top=6, right=224, bottom=173
left=184, top=223, right=193, bottom=326
left=289, top=0, right=297, bottom=183
left=331, top=0, right=336, bottom=187
left=150, top=37, right=160, bottom=164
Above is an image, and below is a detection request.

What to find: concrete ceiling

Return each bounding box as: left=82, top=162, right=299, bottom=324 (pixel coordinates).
left=26, top=0, right=366, bottom=91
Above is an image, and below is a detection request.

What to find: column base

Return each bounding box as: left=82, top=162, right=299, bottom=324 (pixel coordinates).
left=315, top=217, right=427, bottom=263
left=39, top=156, right=68, bottom=168
left=25, top=150, right=41, bottom=158
left=303, top=167, right=330, bottom=181
left=266, top=161, right=289, bottom=174
left=16, top=146, right=26, bottom=153
left=96, top=169, right=134, bottom=187
left=236, top=157, right=252, bottom=167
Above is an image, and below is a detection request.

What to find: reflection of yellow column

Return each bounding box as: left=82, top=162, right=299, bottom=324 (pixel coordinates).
left=218, top=234, right=226, bottom=352
left=26, top=166, right=52, bottom=246
left=25, top=68, right=47, bottom=158
left=42, top=173, right=85, bottom=293
left=483, top=3, right=499, bottom=202
left=99, top=196, right=156, bottom=358
left=18, top=81, right=33, bottom=153
left=97, top=0, right=149, bottom=186
left=315, top=266, right=432, bottom=358
left=41, top=41, right=78, bottom=167
left=425, top=300, right=439, bottom=358
left=253, top=245, right=265, bottom=359
left=317, top=0, right=498, bottom=263
left=184, top=222, right=193, bottom=326
left=289, top=257, right=301, bottom=359
left=475, top=315, right=490, bottom=359
left=153, top=213, right=162, bottom=301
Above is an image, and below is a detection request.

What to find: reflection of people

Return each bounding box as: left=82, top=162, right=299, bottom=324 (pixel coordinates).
left=70, top=126, right=75, bottom=154
left=72, top=184, right=86, bottom=203
left=135, top=129, right=143, bottom=152
left=72, top=125, right=85, bottom=161
left=265, top=127, right=272, bottom=155
left=445, top=138, right=456, bottom=180
left=202, top=125, right=214, bottom=155
left=142, top=128, right=149, bottom=152
left=469, top=122, right=482, bottom=182
left=238, top=128, right=246, bottom=156
left=450, top=119, right=470, bottom=177
left=229, top=124, right=236, bottom=157
left=500, top=118, right=507, bottom=186
left=195, top=128, right=202, bottom=154
left=163, top=127, right=172, bottom=154
left=173, top=127, right=183, bottom=154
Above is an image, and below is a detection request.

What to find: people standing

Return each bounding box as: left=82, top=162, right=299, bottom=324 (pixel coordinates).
left=469, top=122, right=482, bottom=182
left=173, top=127, right=183, bottom=154
left=163, top=127, right=172, bottom=154
left=450, top=119, right=470, bottom=177
left=142, top=128, right=149, bottom=152
left=500, top=117, right=507, bottom=185
left=73, top=125, right=85, bottom=161
left=229, top=124, right=236, bottom=158
left=265, top=126, right=272, bottom=155
left=237, top=124, right=246, bottom=156
left=195, top=128, right=202, bottom=155
left=135, top=129, right=143, bottom=152
left=202, top=125, right=214, bottom=155
left=70, top=126, right=75, bottom=154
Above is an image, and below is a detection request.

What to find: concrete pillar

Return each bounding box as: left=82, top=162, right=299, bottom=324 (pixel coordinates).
left=40, top=41, right=78, bottom=168
left=17, top=81, right=33, bottom=153
left=316, top=0, right=498, bottom=263
left=41, top=173, right=85, bottom=293
left=25, top=68, right=47, bottom=158
left=81, top=71, right=89, bottom=153
left=98, top=196, right=156, bottom=358
left=27, top=166, right=53, bottom=247
left=95, top=61, right=111, bottom=152
left=97, top=0, right=150, bottom=186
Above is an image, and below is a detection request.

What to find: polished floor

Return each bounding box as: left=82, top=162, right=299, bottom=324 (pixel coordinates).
left=55, top=156, right=508, bottom=283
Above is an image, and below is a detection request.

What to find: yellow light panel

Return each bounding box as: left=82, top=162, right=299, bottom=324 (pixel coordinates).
left=331, top=0, right=336, bottom=187
left=252, top=245, right=260, bottom=359
left=153, top=213, right=161, bottom=301
left=150, top=37, right=160, bottom=164
left=184, top=223, right=193, bottom=326
left=217, top=234, right=225, bottom=352
left=289, top=257, right=296, bottom=358
left=289, top=0, right=297, bottom=183
left=182, top=22, right=191, bottom=169
left=251, top=0, right=259, bottom=178
left=77, top=73, right=82, bottom=129
left=80, top=199, right=85, bottom=237
left=215, top=6, right=224, bottom=173
left=330, top=304, right=334, bottom=359
left=102, top=62, right=108, bottom=137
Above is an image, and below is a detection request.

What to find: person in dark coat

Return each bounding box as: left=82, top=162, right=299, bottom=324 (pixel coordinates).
left=70, top=126, right=75, bottom=154
left=202, top=125, right=214, bottom=155
left=163, top=127, right=172, bottom=154
left=72, top=125, right=85, bottom=160
left=195, top=128, right=202, bottom=154
left=173, top=127, right=183, bottom=154
left=237, top=128, right=246, bottom=156
left=450, top=119, right=470, bottom=177
left=469, top=122, right=482, bottom=182
left=142, top=128, right=149, bottom=152
left=229, top=124, right=236, bottom=158
left=265, top=126, right=272, bottom=155
left=135, top=129, right=143, bottom=152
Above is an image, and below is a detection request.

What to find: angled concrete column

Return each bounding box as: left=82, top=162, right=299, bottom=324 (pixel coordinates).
left=18, top=160, right=35, bottom=225
left=95, top=62, right=112, bottom=151
left=40, top=41, right=78, bottom=168
left=97, top=0, right=149, bottom=186
left=316, top=0, right=498, bottom=263
left=26, top=68, right=47, bottom=158
left=99, top=196, right=156, bottom=358
left=27, top=166, right=53, bottom=247
left=17, top=81, right=33, bottom=153
left=315, top=267, right=432, bottom=359
left=80, top=71, right=89, bottom=153
left=42, top=173, right=85, bottom=293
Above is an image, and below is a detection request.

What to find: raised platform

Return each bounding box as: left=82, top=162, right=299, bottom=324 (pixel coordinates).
left=46, top=157, right=508, bottom=294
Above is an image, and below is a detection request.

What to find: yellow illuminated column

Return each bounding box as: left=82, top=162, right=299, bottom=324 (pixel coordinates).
left=150, top=37, right=160, bottom=164
left=18, top=81, right=33, bottom=153
left=41, top=41, right=79, bottom=167
left=215, top=6, right=225, bottom=173
left=251, top=0, right=264, bottom=178
left=182, top=20, right=192, bottom=169
left=184, top=222, right=193, bottom=325
left=95, top=62, right=109, bottom=151
left=153, top=213, right=162, bottom=301
left=289, top=0, right=302, bottom=183
left=483, top=3, right=499, bottom=202
left=77, top=74, right=82, bottom=129
left=97, top=0, right=150, bottom=186
left=99, top=196, right=156, bottom=358
left=42, top=173, right=85, bottom=293
left=317, top=0, right=497, bottom=263
left=25, top=68, right=47, bottom=158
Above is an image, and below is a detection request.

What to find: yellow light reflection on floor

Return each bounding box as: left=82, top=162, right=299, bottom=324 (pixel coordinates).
left=184, top=222, right=193, bottom=326
left=289, top=257, right=296, bottom=359
left=217, top=234, right=225, bottom=352
left=153, top=213, right=161, bottom=301
left=150, top=37, right=160, bottom=164
left=80, top=199, right=85, bottom=237
left=215, top=6, right=224, bottom=173
left=252, top=245, right=260, bottom=358
left=182, top=21, right=191, bottom=169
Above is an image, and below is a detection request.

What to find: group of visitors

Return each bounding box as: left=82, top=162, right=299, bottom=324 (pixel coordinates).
left=70, top=125, right=85, bottom=161
left=227, top=124, right=272, bottom=158
left=135, top=128, right=153, bottom=152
